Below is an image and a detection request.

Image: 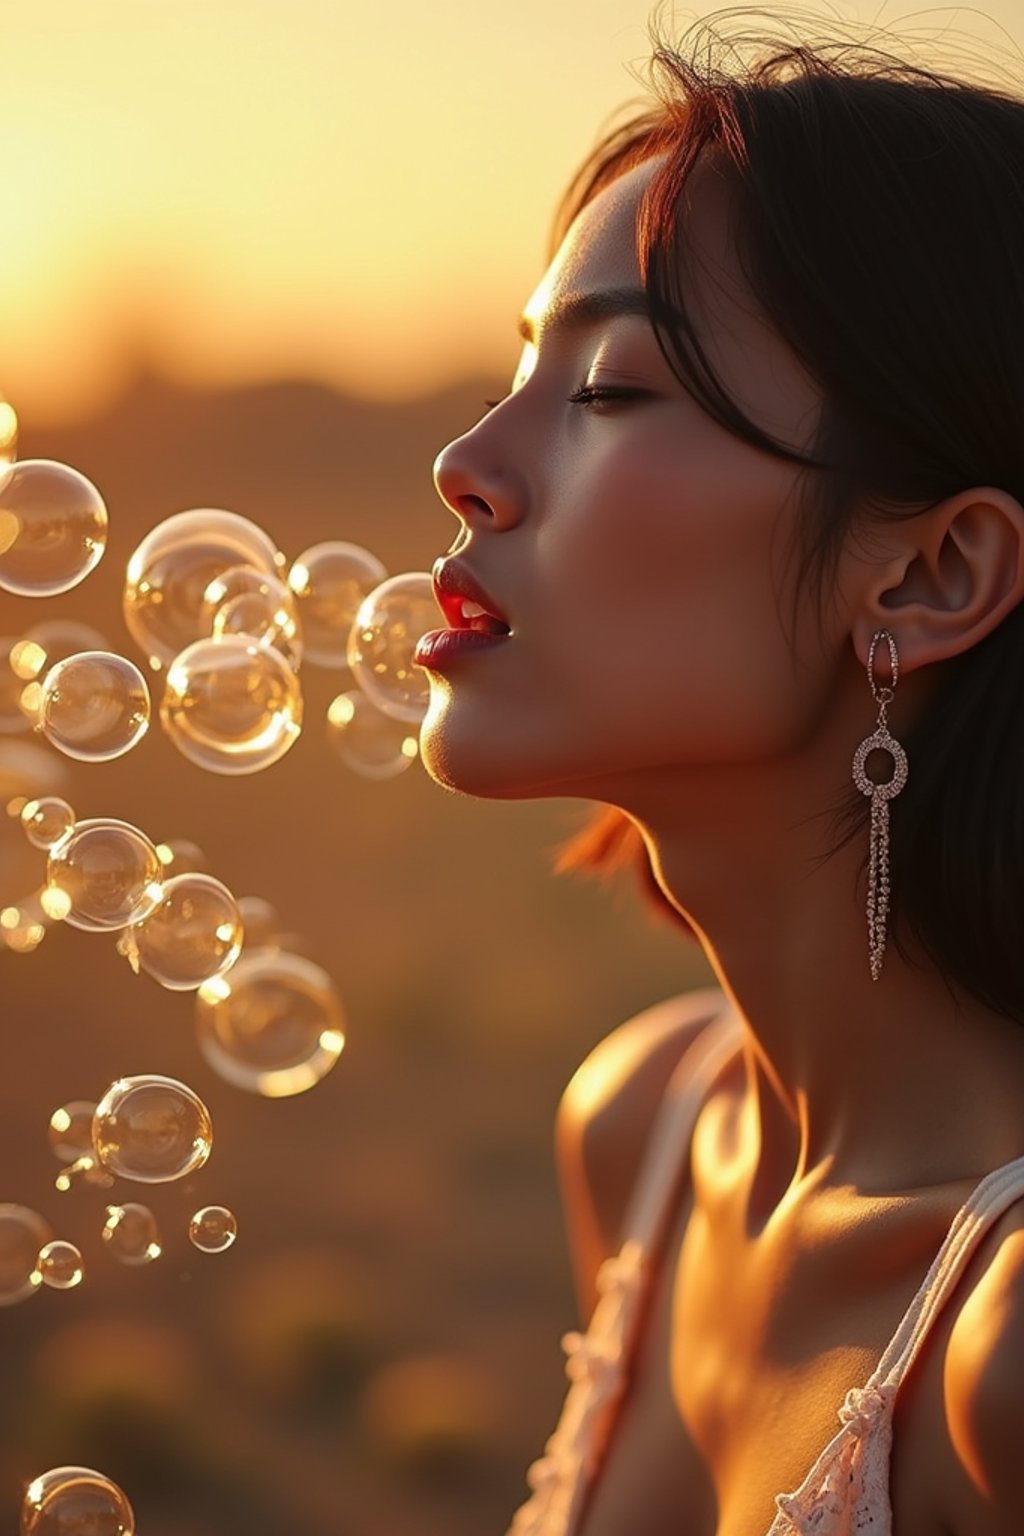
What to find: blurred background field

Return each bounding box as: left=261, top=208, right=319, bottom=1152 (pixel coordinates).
left=0, top=370, right=712, bottom=1535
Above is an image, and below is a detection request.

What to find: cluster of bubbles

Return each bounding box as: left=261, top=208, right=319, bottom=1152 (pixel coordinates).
left=4, top=790, right=348, bottom=1094
left=0, top=458, right=439, bottom=779
left=0, top=403, right=416, bottom=1523
left=0, top=1075, right=232, bottom=1308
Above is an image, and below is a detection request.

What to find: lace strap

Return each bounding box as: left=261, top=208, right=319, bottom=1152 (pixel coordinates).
left=868, top=1152, right=1024, bottom=1391
left=620, top=1009, right=743, bottom=1255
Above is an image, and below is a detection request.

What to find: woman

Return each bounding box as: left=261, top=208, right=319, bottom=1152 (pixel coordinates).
left=413, top=10, right=1024, bottom=1533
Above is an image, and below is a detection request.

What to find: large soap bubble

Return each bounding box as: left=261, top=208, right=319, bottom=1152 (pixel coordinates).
left=37, top=652, right=150, bottom=762
left=0, top=460, right=107, bottom=597
left=122, top=872, right=243, bottom=990
left=93, top=1074, right=213, bottom=1183
left=21, top=1465, right=135, bottom=1536
left=0, top=1205, right=52, bottom=1305
left=288, top=541, right=387, bottom=669
left=196, top=951, right=345, bottom=1096
left=346, top=572, right=436, bottom=722
left=326, top=690, right=419, bottom=780
left=123, top=509, right=283, bottom=670
left=160, top=635, right=302, bottom=774
left=44, top=819, right=163, bottom=931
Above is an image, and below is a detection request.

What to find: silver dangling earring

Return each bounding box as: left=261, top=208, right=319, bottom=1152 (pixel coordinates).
left=851, top=629, right=908, bottom=982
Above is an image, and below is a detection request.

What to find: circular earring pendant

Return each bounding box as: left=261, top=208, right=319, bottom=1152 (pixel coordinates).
left=852, top=727, right=909, bottom=801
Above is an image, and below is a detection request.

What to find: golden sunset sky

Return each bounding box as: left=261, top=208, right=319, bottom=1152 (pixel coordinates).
left=5, top=1, right=1023, bottom=421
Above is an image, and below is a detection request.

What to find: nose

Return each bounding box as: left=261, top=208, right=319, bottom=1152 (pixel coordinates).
left=432, top=425, right=523, bottom=533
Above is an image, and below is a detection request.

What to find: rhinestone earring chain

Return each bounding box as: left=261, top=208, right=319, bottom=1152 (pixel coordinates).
left=851, top=629, right=909, bottom=981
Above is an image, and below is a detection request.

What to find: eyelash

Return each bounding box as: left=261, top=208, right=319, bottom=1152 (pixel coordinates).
left=480, top=385, right=646, bottom=415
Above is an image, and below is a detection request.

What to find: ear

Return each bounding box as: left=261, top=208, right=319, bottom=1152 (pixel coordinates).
left=851, top=486, right=1024, bottom=678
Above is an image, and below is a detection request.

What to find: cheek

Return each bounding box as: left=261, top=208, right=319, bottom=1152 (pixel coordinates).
left=535, top=441, right=805, bottom=759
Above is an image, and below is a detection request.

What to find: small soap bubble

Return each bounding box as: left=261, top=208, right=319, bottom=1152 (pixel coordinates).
left=236, top=895, right=283, bottom=951
left=123, top=872, right=243, bottom=990
left=101, top=1203, right=162, bottom=1266
left=347, top=572, right=436, bottom=722
left=0, top=1204, right=52, bottom=1305
left=93, top=1074, right=213, bottom=1183
left=1, top=897, right=48, bottom=953
left=1, top=638, right=33, bottom=734
left=36, top=1239, right=84, bottom=1290
left=48, top=1100, right=96, bottom=1164
left=154, top=837, right=209, bottom=875
left=21, top=796, right=75, bottom=851
left=38, top=652, right=150, bottom=762
left=188, top=1205, right=238, bottom=1253
left=45, top=818, right=163, bottom=931
left=10, top=619, right=110, bottom=682
left=326, top=690, right=419, bottom=780
left=123, top=509, right=283, bottom=670
left=160, top=635, right=302, bottom=774
left=0, top=459, right=108, bottom=597
left=202, top=564, right=298, bottom=630
left=196, top=950, right=345, bottom=1096
left=21, top=1465, right=135, bottom=1536
left=213, top=591, right=303, bottom=670
left=288, top=541, right=388, bottom=669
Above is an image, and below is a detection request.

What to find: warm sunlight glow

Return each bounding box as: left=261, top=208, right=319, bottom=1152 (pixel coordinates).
left=3, top=2, right=1022, bottom=421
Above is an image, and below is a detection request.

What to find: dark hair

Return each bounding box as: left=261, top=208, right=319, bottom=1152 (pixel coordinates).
left=550, top=7, right=1024, bottom=1020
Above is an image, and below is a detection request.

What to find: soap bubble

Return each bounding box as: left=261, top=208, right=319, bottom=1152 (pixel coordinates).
left=160, top=636, right=302, bottom=774
left=288, top=541, right=387, bottom=669
left=213, top=592, right=303, bottom=670
left=189, top=1205, right=238, bottom=1253
left=44, top=819, right=163, bottom=931
left=101, top=1203, right=162, bottom=1266
left=347, top=572, right=436, bottom=722
left=48, top=1101, right=97, bottom=1164
left=36, top=1240, right=84, bottom=1290
left=0, top=638, right=34, bottom=734
left=122, top=872, right=243, bottom=990
left=203, top=565, right=299, bottom=641
left=10, top=619, right=110, bottom=683
left=93, top=1074, right=213, bottom=1183
left=21, top=1465, right=135, bottom=1536
left=154, top=837, right=209, bottom=875
left=196, top=951, right=345, bottom=1096
left=236, top=895, right=283, bottom=951
left=37, top=652, right=150, bottom=762
left=49, top=1103, right=116, bottom=1192
left=0, top=459, right=107, bottom=597
left=0, top=1205, right=52, bottom=1305
left=326, top=690, right=419, bottom=780
left=1, top=893, right=48, bottom=953
left=0, top=398, right=17, bottom=466
left=123, top=509, right=283, bottom=670
left=21, top=796, right=75, bottom=851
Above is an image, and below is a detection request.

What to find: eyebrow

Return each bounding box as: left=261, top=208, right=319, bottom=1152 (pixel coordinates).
left=518, top=286, right=652, bottom=343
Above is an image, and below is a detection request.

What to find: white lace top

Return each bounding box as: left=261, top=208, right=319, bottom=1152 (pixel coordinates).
left=506, top=1011, right=1024, bottom=1536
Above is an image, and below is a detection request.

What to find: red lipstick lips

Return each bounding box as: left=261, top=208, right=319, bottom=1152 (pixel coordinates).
left=414, top=559, right=513, bottom=669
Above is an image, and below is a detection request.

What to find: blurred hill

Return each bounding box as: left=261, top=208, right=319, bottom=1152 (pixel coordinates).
left=0, top=370, right=712, bottom=1536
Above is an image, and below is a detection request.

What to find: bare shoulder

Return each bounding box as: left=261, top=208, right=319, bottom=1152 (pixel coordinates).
left=555, top=984, right=728, bottom=1319
left=943, top=1198, right=1024, bottom=1535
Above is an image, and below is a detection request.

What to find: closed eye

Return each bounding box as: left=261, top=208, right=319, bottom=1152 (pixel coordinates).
left=567, top=385, right=651, bottom=409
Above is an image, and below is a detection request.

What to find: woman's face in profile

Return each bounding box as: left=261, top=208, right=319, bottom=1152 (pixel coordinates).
left=421, top=155, right=830, bottom=809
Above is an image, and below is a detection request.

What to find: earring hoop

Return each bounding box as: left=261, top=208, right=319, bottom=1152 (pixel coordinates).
left=851, top=630, right=908, bottom=981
